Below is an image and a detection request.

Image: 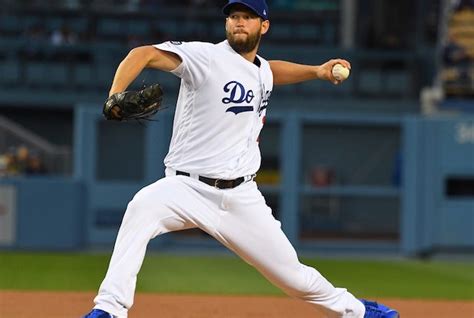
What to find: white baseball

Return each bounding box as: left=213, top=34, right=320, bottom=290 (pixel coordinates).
left=332, top=64, right=350, bottom=81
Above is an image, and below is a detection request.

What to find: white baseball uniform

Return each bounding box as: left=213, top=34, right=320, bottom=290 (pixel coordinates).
left=92, top=40, right=365, bottom=318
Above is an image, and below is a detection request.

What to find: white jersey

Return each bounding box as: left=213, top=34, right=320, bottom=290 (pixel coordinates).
left=95, top=40, right=368, bottom=318
left=154, top=40, right=273, bottom=179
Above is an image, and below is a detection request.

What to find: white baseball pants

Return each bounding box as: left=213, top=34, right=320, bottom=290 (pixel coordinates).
left=93, top=172, right=365, bottom=318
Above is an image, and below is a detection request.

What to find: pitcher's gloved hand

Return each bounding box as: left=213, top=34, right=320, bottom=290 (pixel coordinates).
left=103, top=84, right=163, bottom=121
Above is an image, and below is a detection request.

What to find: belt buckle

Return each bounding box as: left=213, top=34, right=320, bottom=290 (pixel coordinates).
left=214, top=179, right=221, bottom=189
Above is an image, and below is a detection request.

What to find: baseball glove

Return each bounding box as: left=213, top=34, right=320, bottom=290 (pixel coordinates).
left=103, top=84, right=163, bottom=121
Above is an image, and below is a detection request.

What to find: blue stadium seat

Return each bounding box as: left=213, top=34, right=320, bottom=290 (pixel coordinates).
left=358, top=70, right=383, bottom=95
left=386, top=71, right=410, bottom=95
left=0, top=59, right=20, bottom=84
left=295, top=24, right=321, bottom=41
left=26, top=61, right=68, bottom=86
left=126, top=20, right=150, bottom=36
left=152, top=20, right=179, bottom=39
left=73, top=63, right=95, bottom=88
left=94, top=64, right=115, bottom=89
left=97, top=18, right=124, bottom=37
left=267, top=24, right=293, bottom=41
left=0, top=15, right=23, bottom=34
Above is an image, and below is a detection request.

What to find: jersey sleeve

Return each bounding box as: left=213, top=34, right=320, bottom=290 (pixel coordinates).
left=154, top=41, right=211, bottom=88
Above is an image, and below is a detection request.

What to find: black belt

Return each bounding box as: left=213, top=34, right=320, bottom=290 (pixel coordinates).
left=176, top=170, right=245, bottom=189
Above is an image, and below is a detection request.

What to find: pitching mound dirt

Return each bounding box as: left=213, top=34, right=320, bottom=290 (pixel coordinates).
left=1, top=291, right=473, bottom=317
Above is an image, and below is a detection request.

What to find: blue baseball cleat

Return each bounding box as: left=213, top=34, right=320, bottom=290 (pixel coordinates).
left=360, top=299, right=400, bottom=318
left=82, top=309, right=115, bottom=318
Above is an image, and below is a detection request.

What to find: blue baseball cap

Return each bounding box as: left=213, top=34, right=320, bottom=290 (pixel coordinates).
left=222, top=0, right=269, bottom=20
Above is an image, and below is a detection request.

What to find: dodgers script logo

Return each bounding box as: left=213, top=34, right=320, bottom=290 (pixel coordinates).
left=258, top=89, right=272, bottom=116
left=222, top=81, right=254, bottom=114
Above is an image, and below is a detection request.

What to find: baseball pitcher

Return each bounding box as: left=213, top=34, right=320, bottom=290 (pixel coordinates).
left=84, top=1, right=399, bottom=317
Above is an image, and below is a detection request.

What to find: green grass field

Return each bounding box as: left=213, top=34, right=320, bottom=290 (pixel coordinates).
left=1, top=252, right=473, bottom=300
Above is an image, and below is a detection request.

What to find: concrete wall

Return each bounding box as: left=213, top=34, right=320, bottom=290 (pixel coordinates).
left=1, top=108, right=473, bottom=256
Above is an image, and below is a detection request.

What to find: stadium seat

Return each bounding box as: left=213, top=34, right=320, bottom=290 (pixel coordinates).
left=0, top=59, right=20, bottom=84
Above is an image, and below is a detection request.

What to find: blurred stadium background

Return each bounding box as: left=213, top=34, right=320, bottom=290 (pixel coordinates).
left=0, top=0, right=473, bottom=260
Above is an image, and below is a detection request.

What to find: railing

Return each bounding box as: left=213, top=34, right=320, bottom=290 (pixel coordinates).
left=421, top=0, right=474, bottom=114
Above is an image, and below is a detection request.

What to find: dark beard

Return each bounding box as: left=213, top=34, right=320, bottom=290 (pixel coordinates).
left=226, top=30, right=261, bottom=54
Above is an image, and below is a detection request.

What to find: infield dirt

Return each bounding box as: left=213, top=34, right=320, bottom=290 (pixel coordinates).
left=1, top=291, right=473, bottom=317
